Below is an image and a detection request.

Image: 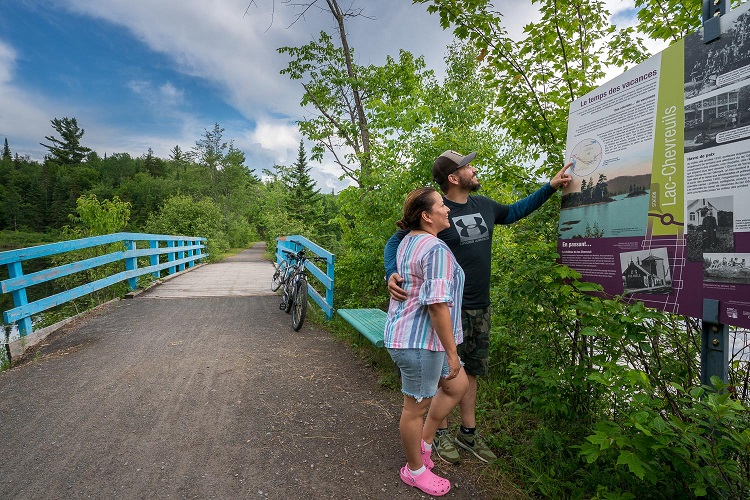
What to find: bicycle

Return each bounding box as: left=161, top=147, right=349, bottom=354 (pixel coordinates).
left=279, top=248, right=326, bottom=331
left=271, top=254, right=294, bottom=292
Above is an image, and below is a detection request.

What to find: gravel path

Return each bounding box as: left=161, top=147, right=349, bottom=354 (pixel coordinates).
left=0, top=244, right=490, bottom=499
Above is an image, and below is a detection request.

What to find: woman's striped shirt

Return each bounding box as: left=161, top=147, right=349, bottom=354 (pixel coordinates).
left=384, top=233, right=464, bottom=351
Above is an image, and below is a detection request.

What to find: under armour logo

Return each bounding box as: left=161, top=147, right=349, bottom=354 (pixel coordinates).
left=455, top=216, right=488, bottom=238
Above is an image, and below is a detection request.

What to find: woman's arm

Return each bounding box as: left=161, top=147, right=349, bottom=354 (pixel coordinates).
left=427, top=302, right=460, bottom=379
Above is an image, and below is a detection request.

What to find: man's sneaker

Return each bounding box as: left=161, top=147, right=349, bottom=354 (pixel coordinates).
left=433, top=429, right=460, bottom=464
left=454, top=430, right=497, bottom=462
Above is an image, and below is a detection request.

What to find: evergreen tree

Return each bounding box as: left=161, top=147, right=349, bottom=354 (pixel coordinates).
left=169, top=145, right=184, bottom=162
left=169, top=145, right=187, bottom=179
left=280, top=141, right=322, bottom=229
left=40, top=117, right=92, bottom=164
left=142, top=147, right=164, bottom=177
left=2, top=138, right=11, bottom=161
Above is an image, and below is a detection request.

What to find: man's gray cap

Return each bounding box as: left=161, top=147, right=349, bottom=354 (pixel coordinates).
left=432, top=150, right=477, bottom=184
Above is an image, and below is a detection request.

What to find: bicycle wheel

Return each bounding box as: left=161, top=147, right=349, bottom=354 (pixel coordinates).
left=283, top=273, right=296, bottom=313
left=271, top=259, right=288, bottom=291
left=291, top=277, right=308, bottom=331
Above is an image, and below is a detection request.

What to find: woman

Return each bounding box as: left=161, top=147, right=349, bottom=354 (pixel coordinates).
left=384, top=187, right=469, bottom=496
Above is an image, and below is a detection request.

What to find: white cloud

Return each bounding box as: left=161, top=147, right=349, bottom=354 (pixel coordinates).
left=64, top=0, right=307, bottom=119
left=249, top=119, right=300, bottom=156
left=127, top=79, right=185, bottom=111
left=0, top=40, right=62, bottom=158
left=3, top=0, right=678, bottom=189
left=0, top=41, right=16, bottom=84
left=160, top=82, right=184, bottom=104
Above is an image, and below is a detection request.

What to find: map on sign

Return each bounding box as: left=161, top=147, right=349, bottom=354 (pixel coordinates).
left=568, top=138, right=603, bottom=177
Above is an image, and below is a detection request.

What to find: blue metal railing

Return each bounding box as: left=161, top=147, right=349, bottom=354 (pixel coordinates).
left=275, top=235, right=334, bottom=319
left=1, top=232, right=207, bottom=337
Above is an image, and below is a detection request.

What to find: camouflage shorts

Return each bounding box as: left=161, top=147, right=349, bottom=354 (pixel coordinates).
left=457, top=307, right=491, bottom=376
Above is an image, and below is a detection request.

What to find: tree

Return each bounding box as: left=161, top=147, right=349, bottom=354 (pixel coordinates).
left=169, top=145, right=188, bottom=178
left=142, top=147, right=165, bottom=177
left=2, top=138, right=10, bottom=161
left=54, top=194, right=133, bottom=305
left=191, top=123, right=226, bottom=172
left=145, top=194, right=229, bottom=260
left=416, top=0, right=648, bottom=168
left=191, top=123, right=227, bottom=199
left=66, top=194, right=131, bottom=237
left=278, top=0, right=374, bottom=186
left=633, top=0, right=702, bottom=43
left=279, top=140, right=322, bottom=229
left=40, top=117, right=92, bottom=164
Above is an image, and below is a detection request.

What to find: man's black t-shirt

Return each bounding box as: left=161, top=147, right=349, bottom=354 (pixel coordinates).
left=385, top=184, right=556, bottom=309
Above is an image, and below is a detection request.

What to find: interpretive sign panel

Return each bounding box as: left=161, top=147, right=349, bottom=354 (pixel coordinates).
left=558, top=3, right=750, bottom=328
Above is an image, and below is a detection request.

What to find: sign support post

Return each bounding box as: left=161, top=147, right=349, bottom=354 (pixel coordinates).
left=700, top=298, right=730, bottom=385
left=698, top=0, right=731, bottom=388
left=703, top=0, right=727, bottom=43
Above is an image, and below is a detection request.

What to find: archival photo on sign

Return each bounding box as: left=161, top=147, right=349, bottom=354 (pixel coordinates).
left=704, top=252, right=750, bottom=284
left=620, top=248, right=673, bottom=295
left=683, top=7, right=750, bottom=153
left=686, top=195, right=735, bottom=261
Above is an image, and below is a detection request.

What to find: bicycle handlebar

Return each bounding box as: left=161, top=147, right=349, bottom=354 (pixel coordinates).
left=281, top=248, right=327, bottom=264
left=281, top=248, right=299, bottom=259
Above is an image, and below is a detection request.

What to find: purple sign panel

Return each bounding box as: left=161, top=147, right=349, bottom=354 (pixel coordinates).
left=558, top=4, right=750, bottom=329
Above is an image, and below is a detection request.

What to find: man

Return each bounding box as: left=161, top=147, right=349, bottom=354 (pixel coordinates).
left=702, top=209, right=718, bottom=249
left=384, top=150, right=571, bottom=464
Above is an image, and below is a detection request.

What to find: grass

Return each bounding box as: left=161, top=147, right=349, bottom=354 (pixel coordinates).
left=0, top=229, right=61, bottom=251
left=216, top=246, right=249, bottom=259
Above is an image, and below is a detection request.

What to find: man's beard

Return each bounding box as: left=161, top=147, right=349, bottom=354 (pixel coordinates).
left=459, top=175, right=481, bottom=192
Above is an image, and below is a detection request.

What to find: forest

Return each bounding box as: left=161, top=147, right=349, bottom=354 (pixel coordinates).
left=2, top=0, right=750, bottom=498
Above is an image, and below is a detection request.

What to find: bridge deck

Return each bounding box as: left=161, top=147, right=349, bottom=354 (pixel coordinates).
left=0, top=244, right=483, bottom=499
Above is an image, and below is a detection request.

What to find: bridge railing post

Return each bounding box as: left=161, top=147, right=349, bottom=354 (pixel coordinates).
left=125, top=240, right=137, bottom=290
left=325, top=255, right=335, bottom=318
left=150, top=240, right=160, bottom=279
left=167, top=240, right=176, bottom=274
left=178, top=240, right=185, bottom=272
left=7, top=261, right=32, bottom=336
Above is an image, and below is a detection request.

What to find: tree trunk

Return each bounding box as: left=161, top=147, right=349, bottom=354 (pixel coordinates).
left=326, top=0, right=371, bottom=180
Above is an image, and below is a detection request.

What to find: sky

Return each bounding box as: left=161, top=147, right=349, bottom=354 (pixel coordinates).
left=0, top=0, right=650, bottom=192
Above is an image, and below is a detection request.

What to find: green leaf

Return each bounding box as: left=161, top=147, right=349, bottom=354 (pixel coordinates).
left=579, top=442, right=601, bottom=463
left=651, top=416, right=667, bottom=433
left=574, top=281, right=604, bottom=292
left=617, top=450, right=646, bottom=480
left=580, top=326, right=600, bottom=337
left=585, top=430, right=612, bottom=449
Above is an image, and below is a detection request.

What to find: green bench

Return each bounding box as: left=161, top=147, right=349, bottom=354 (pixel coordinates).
left=337, top=308, right=386, bottom=347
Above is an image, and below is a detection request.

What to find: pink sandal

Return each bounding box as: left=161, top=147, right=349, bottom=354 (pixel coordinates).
left=399, top=465, right=451, bottom=496
left=421, top=440, right=435, bottom=469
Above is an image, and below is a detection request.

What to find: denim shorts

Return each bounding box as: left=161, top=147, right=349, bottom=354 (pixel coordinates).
left=387, top=348, right=449, bottom=403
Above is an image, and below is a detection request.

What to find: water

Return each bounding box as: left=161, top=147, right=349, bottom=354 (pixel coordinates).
left=559, top=192, right=650, bottom=238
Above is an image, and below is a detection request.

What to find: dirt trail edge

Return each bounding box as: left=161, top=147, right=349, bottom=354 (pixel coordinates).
left=0, top=244, right=490, bottom=499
